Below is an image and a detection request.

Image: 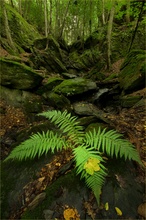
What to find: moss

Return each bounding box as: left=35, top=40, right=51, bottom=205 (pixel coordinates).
left=43, top=91, right=70, bottom=109
left=104, top=72, right=118, bottom=82
left=53, top=78, right=96, bottom=96
left=120, top=95, right=142, bottom=108
left=0, top=58, right=43, bottom=90
left=0, top=3, right=41, bottom=54
left=119, top=50, right=146, bottom=91
left=21, top=170, right=82, bottom=219
left=37, top=77, right=63, bottom=95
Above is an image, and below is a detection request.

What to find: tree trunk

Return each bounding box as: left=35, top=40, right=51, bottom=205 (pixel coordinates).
left=1, top=0, right=17, bottom=53
left=107, top=1, right=115, bottom=70
left=44, top=0, right=48, bottom=37
left=18, top=0, right=22, bottom=15
left=49, top=0, right=52, bottom=34
left=59, top=0, right=71, bottom=38
left=102, top=0, right=106, bottom=25
left=125, top=0, right=130, bottom=23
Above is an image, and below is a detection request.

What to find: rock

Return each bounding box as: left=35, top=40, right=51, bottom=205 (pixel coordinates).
left=120, top=95, right=142, bottom=108
left=0, top=4, right=40, bottom=54
left=1, top=86, right=43, bottom=113
left=53, top=77, right=97, bottom=96
left=37, top=77, right=63, bottom=95
left=31, top=49, right=67, bottom=73
left=119, top=50, right=146, bottom=92
left=43, top=91, right=71, bottom=110
left=28, top=192, right=46, bottom=210
left=92, top=88, right=109, bottom=102
left=0, top=58, right=43, bottom=90
left=43, top=209, right=54, bottom=220
left=73, top=102, right=110, bottom=123
left=138, top=203, right=146, bottom=218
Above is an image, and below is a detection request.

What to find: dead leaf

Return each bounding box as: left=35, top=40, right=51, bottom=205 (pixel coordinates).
left=63, top=208, right=80, bottom=220
left=115, top=207, right=122, bottom=216
left=105, top=202, right=109, bottom=211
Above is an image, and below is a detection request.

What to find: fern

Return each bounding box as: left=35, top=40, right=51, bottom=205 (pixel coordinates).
left=4, top=110, right=142, bottom=204
left=85, top=128, right=142, bottom=164
left=38, top=110, right=84, bottom=145
left=4, top=130, right=66, bottom=161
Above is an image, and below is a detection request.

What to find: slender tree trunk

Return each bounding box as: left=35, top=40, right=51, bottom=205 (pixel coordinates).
left=107, top=1, right=115, bottom=70
left=44, top=0, right=48, bottom=37
left=9, top=0, right=14, bottom=7
left=1, top=0, right=17, bottom=53
left=18, top=0, right=22, bottom=15
left=102, top=0, right=106, bottom=25
left=49, top=0, right=52, bottom=34
left=125, top=0, right=130, bottom=23
left=89, top=0, right=92, bottom=35
left=59, top=0, right=71, bottom=38
left=128, top=1, right=145, bottom=52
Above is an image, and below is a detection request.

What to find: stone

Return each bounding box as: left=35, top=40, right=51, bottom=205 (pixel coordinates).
left=73, top=101, right=110, bottom=123
left=0, top=4, right=40, bottom=54
left=37, top=77, right=63, bottom=95
left=119, top=50, right=146, bottom=92
left=28, top=192, right=46, bottom=210
left=43, top=91, right=70, bottom=109
left=0, top=58, right=43, bottom=90
left=53, top=77, right=97, bottom=96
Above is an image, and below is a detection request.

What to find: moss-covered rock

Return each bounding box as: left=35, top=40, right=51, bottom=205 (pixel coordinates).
left=0, top=58, right=43, bottom=90
left=43, top=91, right=70, bottom=110
left=53, top=78, right=97, bottom=96
left=120, top=95, right=142, bottom=108
left=0, top=3, right=40, bottom=54
left=37, top=77, right=63, bottom=95
left=30, top=48, right=67, bottom=73
left=1, top=86, right=43, bottom=114
left=119, top=50, right=146, bottom=91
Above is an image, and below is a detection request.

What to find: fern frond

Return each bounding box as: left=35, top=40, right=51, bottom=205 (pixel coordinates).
left=85, top=169, right=107, bottom=204
left=4, top=131, right=66, bottom=161
left=85, top=128, right=142, bottom=164
left=38, top=110, right=84, bottom=145
left=73, top=145, right=106, bottom=175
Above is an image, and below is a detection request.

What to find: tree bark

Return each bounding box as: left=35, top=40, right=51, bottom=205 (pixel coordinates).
left=107, top=1, right=115, bottom=70
left=44, top=0, right=48, bottom=37
left=1, top=0, right=17, bottom=53
left=59, top=0, right=71, bottom=38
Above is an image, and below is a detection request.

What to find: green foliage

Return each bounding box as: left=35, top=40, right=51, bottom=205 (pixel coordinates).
left=4, top=110, right=142, bottom=204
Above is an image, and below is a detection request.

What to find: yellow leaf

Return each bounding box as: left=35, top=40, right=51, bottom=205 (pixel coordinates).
left=105, top=202, right=109, bottom=211
left=115, top=207, right=122, bottom=216
left=84, top=158, right=100, bottom=175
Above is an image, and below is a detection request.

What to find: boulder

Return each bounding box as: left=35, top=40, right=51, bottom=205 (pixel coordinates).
left=37, top=77, right=63, bottom=95
left=73, top=102, right=110, bottom=123
left=30, top=49, right=67, bottom=73
left=0, top=58, right=43, bottom=90
left=119, top=50, right=146, bottom=92
left=43, top=91, right=71, bottom=110
left=0, top=3, right=40, bottom=54
left=53, top=78, right=97, bottom=96
left=1, top=86, right=43, bottom=114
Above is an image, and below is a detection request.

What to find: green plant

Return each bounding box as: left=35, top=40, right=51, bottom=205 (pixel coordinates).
left=4, top=110, right=142, bottom=204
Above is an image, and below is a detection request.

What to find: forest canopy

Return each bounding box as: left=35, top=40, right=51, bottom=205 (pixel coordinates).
left=2, top=0, right=146, bottom=45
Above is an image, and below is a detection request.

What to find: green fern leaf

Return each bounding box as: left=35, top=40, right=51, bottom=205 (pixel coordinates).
left=85, top=169, right=107, bottom=204
left=73, top=145, right=106, bottom=175
left=4, top=131, right=66, bottom=161
left=38, top=110, right=84, bottom=145
left=84, top=128, right=142, bottom=164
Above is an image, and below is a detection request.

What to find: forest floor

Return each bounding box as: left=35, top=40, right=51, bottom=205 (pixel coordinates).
left=1, top=97, right=145, bottom=219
